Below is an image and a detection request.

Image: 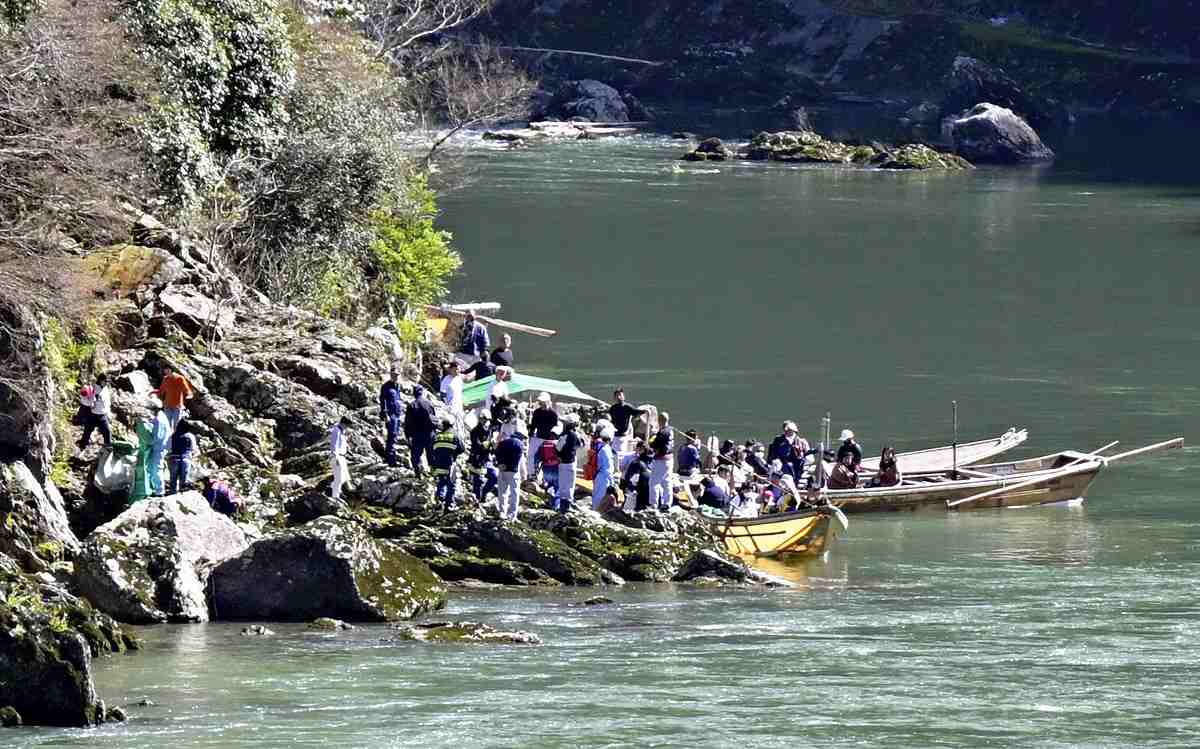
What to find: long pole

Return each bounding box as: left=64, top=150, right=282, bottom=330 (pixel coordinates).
left=952, top=401, right=958, bottom=478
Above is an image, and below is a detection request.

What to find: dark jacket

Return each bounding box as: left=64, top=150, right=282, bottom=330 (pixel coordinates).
left=459, top=320, right=490, bottom=357
left=529, top=407, right=559, bottom=440
left=468, top=424, right=493, bottom=469
left=836, top=440, right=863, bottom=468
left=677, top=444, right=701, bottom=474
left=431, top=429, right=465, bottom=475
left=379, top=381, right=404, bottom=418
left=698, top=482, right=730, bottom=510
left=746, top=451, right=770, bottom=477
left=495, top=434, right=525, bottom=473
left=489, top=347, right=513, bottom=368
left=622, top=456, right=652, bottom=507
left=463, top=359, right=495, bottom=381
left=769, top=434, right=798, bottom=464
left=827, top=462, right=858, bottom=490
left=650, top=428, right=673, bottom=460
left=557, top=429, right=585, bottom=463
left=404, top=395, right=436, bottom=439
left=169, top=431, right=196, bottom=460
left=607, top=402, right=646, bottom=436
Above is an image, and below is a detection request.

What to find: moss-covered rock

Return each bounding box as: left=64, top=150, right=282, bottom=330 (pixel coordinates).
left=395, top=621, right=542, bottom=645
left=210, top=515, right=446, bottom=621
left=456, top=517, right=613, bottom=586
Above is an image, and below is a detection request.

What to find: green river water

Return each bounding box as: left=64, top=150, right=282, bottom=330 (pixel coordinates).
left=19, top=124, right=1200, bottom=748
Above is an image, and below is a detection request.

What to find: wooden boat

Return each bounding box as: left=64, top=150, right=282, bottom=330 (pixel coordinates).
left=697, top=505, right=845, bottom=558
left=857, top=427, right=1027, bottom=473
left=824, top=437, right=1183, bottom=513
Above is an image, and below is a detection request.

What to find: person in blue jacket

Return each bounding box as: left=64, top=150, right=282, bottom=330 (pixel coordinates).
left=378, top=370, right=404, bottom=466
left=458, top=310, right=490, bottom=358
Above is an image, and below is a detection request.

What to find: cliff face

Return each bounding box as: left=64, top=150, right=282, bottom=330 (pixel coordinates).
left=478, top=0, right=1200, bottom=118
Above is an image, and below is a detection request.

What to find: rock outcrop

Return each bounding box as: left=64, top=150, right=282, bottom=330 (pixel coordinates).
left=74, top=492, right=249, bottom=623
left=685, top=131, right=971, bottom=170
left=209, top=516, right=447, bottom=622
left=395, top=621, right=542, bottom=645
left=0, top=461, right=79, bottom=573
left=681, top=137, right=732, bottom=162
left=946, top=103, right=1055, bottom=163
left=544, top=79, right=629, bottom=122
left=941, top=56, right=1070, bottom=132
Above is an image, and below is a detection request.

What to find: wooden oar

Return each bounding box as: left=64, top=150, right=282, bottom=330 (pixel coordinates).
left=946, top=460, right=1101, bottom=511
left=1103, top=437, right=1183, bottom=462
left=1063, top=440, right=1120, bottom=468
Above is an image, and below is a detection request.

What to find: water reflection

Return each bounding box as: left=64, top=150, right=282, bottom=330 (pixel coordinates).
left=748, top=552, right=850, bottom=589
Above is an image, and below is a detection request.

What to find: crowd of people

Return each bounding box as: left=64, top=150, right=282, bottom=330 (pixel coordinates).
left=75, top=366, right=242, bottom=517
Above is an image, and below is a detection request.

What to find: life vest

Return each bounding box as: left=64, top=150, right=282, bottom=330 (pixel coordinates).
left=539, top=439, right=561, bottom=467
left=583, top=439, right=600, bottom=480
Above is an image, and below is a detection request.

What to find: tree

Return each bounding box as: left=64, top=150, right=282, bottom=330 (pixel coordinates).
left=360, top=0, right=491, bottom=63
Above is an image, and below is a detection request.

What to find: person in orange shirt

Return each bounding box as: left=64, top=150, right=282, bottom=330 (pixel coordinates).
left=152, top=365, right=194, bottom=432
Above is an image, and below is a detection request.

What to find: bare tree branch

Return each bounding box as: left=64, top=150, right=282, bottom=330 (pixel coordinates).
left=362, top=0, right=492, bottom=63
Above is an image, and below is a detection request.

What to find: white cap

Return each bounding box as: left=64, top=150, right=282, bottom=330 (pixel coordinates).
left=600, top=427, right=615, bottom=440
left=840, top=429, right=854, bottom=441
left=783, top=421, right=797, bottom=432
left=536, top=392, right=551, bottom=403
left=563, top=413, right=579, bottom=425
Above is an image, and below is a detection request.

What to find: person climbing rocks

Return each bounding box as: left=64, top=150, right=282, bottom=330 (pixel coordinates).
left=167, top=419, right=198, bottom=494
left=527, top=392, right=559, bottom=481
left=151, top=365, right=194, bottom=432
left=490, top=333, right=514, bottom=368
left=329, top=416, right=351, bottom=501
left=431, top=417, right=465, bottom=511
left=555, top=414, right=585, bottom=514
left=77, top=373, right=112, bottom=451
left=404, top=385, right=436, bottom=476
left=468, top=413, right=499, bottom=502
left=649, top=411, right=674, bottom=512
left=607, top=388, right=646, bottom=452
left=591, top=428, right=616, bottom=511
left=458, top=310, right=490, bottom=358
left=201, top=476, right=241, bottom=517
left=378, top=369, right=404, bottom=466
left=495, top=427, right=526, bottom=520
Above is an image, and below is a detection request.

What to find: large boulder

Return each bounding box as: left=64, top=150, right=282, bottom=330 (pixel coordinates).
left=682, top=137, right=732, bottom=162
left=74, top=492, right=249, bottom=623
left=456, top=517, right=614, bottom=586
left=0, top=461, right=79, bottom=573
left=209, top=516, right=446, bottom=621
left=941, top=56, right=1070, bottom=131
left=946, top=103, right=1055, bottom=163
left=548, top=80, right=629, bottom=122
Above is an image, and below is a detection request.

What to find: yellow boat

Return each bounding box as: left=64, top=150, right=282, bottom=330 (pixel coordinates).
left=697, top=506, right=846, bottom=558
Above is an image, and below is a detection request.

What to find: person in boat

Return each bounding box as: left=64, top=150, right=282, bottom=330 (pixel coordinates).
left=697, top=477, right=730, bottom=512
left=676, top=429, right=702, bottom=479
left=712, top=464, right=733, bottom=495
left=769, top=421, right=808, bottom=480
left=837, top=429, right=863, bottom=469
left=649, top=412, right=674, bottom=512
left=744, top=440, right=771, bottom=478
left=489, top=333, right=514, bottom=368
left=458, top=310, right=490, bottom=358
left=867, top=445, right=902, bottom=487
left=607, top=389, right=646, bottom=451
left=732, top=486, right=760, bottom=518
left=827, top=452, right=859, bottom=490
left=621, top=446, right=653, bottom=512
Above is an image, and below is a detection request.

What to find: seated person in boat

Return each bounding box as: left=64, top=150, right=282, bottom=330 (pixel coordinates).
left=837, top=429, right=863, bottom=469
left=769, top=421, right=809, bottom=479
left=677, top=430, right=702, bottom=479
left=867, top=445, right=902, bottom=487
left=745, top=440, right=770, bottom=478
left=697, top=477, right=730, bottom=512
left=827, top=453, right=859, bottom=490
left=732, top=486, right=760, bottom=518
left=712, top=464, right=733, bottom=495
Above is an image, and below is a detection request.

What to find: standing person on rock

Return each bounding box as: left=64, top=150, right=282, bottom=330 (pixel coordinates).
left=622, top=446, right=653, bottom=512
left=129, top=411, right=156, bottom=502
left=378, top=369, right=404, bottom=466
left=490, top=333, right=514, bottom=368
left=439, top=360, right=465, bottom=426
left=527, top=392, right=559, bottom=482
left=591, top=428, right=616, bottom=510
left=431, top=417, right=466, bottom=511
left=147, top=408, right=172, bottom=497
left=151, top=365, right=194, bottom=432
left=555, top=414, right=585, bottom=513
left=329, top=416, right=352, bottom=502
left=607, top=389, right=646, bottom=453
left=77, top=373, right=113, bottom=451
left=649, top=412, right=675, bottom=512
left=167, top=419, right=198, bottom=494
left=458, top=310, right=490, bottom=359
left=404, top=385, right=436, bottom=476
left=468, top=413, right=499, bottom=502
left=495, top=427, right=526, bottom=520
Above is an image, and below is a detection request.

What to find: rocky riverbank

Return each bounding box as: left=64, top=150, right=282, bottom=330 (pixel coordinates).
left=682, top=130, right=973, bottom=170
left=0, top=207, right=761, bottom=728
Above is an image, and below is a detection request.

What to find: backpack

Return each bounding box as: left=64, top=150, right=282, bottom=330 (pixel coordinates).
left=583, top=439, right=600, bottom=480
left=539, top=439, right=560, bottom=467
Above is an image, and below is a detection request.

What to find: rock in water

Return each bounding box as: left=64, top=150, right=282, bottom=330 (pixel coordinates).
left=0, top=605, right=99, bottom=726
left=549, top=80, right=629, bottom=122
left=672, top=549, right=750, bottom=582
left=209, top=516, right=446, bottom=621
left=682, top=137, right=731, bottom=161
left=941, top=56, right=1069, bottom=131
left=308, top=617, right=354, bottom=631
left=582, top=596, right=613, bottom=606
left=457, top=518, right=608, bottom=586
left=946, top=103, right=1054, bottom=163
left=0, top=706, right=21, bottom=727
left=0, top=461, right=79, bottom=573
left=74, top=492, right=249, bottom=623
left=240, top=624, right=275, bottom=636
left=395, top=621, right=542, bottom=645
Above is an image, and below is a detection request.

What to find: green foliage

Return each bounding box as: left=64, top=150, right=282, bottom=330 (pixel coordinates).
left=123, top=0, right=296, bottom=208
left=369, top=175, right=462, bottom=310
left=47, top=608, right=69, bottom=634
left=43, top=318, right=97, bottom=482
left=0, top=0, right=42, bottom=31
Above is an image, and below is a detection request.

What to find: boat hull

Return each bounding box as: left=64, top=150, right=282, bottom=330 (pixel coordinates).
left=701, top=509, right=840, bottom=558
left=856, top=427, right=1028, bottom=473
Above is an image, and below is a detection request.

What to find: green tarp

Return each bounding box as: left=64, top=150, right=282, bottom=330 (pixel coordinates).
left=462, top=372, right=604, bottom=407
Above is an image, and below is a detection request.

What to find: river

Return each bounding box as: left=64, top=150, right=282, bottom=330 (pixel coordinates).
left=19, top=121, right=1200, bottom=747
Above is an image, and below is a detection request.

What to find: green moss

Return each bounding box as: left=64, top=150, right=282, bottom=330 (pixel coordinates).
left=355, top=543, right=447, bottom=619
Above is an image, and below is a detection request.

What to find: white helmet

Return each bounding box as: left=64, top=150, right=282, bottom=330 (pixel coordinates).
left=840, top=429, right=854, bottom=441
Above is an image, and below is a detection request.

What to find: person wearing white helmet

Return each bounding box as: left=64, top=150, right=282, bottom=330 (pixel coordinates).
left=527, top=392, right=559, bottom=481
left=591, top=427, right=616, bottom=510
left=769, top=420, right=808, bottom=481
left=837, top=428, right=862, bottom=469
